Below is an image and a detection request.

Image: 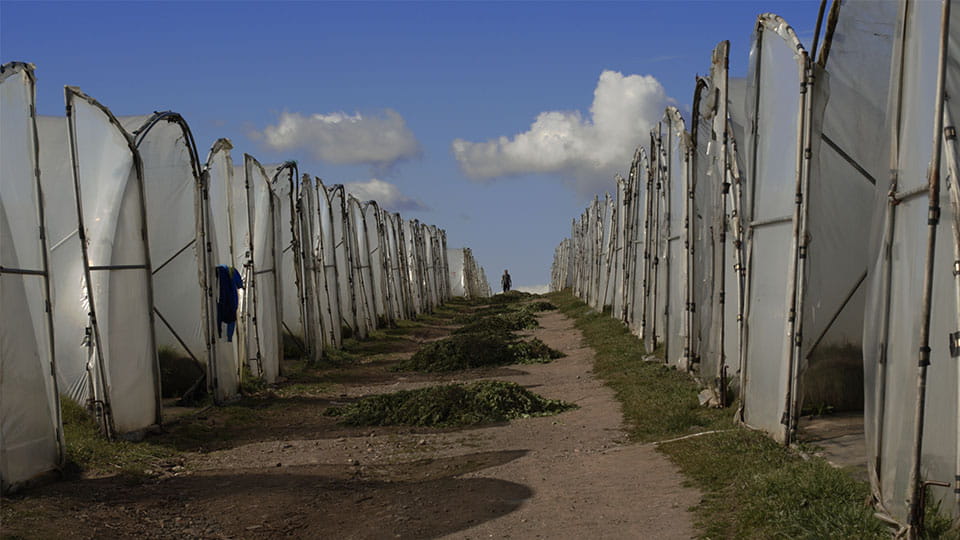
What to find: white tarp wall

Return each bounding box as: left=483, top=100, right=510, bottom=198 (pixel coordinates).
left=347, top=195, right=375, bottom=338
left=739, top=16, right=809, bottom=442
left=863, top=0, right=960, bottom=527
left=119, top=113, right=213, bottom=401
left=623, top=150, right=646, bottom=334
left=0, top=62, right=64, bottom=492
left=691, top=67, right=723, bottom=396
left=296, top=175, right=323, bottom=363
left=310, top=177, right=343, bottom=349
left=202, top=139, right=242, bottom=402
left=448, top=247, right=490, bottom=299
left=66, top=87, right=161, bottom=435
left=663, top=108, right=687, bottom=370
left=272, top=163, right=310, bottom=358
left=448, top=248, right=466, bottom=297
left=244, top=155, right=282, bottom=383
left=795, top=0, right=893, bottom=423
left=36, top=115, right=89, bottom=404
left=648, top=125, right=670, bottom=354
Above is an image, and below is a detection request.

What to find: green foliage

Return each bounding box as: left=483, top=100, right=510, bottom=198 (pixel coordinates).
left=659, top=430, right=887, bottom=539
left=158, top=346, right=204, bottom=399
left=396, top=332, right=516, bottom=372
left=60, top=397, right=175, bottom=477
left=452, top=310, right=539, bottom=335
left=325, top=380, right=576, bottom=427
left=239, top=364, right=267, bottom=395
left=511, top=338, right=566, bottom=364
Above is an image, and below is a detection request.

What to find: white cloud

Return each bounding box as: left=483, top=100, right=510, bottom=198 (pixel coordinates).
left=254, top=110, right=420, bottom=167
left=452, top=70, right=668, bottom=195
left=342, top=178, right=429, bottom=212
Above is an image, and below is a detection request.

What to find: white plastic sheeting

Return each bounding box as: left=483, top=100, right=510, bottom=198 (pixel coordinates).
left=120, top=113, right=217, bottom=404
left=738, top=16, right=809, bottom=442
left=863, top=0, right=958, bottom=527
left=1, top=61, right=473, bottom=489
left=66, top=87, right=161, bottom=435
left=202, top=139, right=242, bottom=402
left=244, top=155, right=282, bottom=383
left=448, top=248, right=491, bottom=298
left=0, top=62, right=63, bottom=493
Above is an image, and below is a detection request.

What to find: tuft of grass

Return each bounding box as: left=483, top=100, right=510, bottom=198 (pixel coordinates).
left=325, top=380, right=576, bottom=427
left=61, top=397, right=175, bottom=477
left=658, top=429, right=886, bottom=539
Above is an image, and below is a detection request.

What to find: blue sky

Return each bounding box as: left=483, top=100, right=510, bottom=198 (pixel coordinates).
left=2, top=1, right=819, bottom=292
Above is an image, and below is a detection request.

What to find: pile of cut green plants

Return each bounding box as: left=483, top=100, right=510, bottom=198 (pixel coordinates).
left=324, top=380, right=576, bottom=427
left=396, top=296, right=564, bottom=373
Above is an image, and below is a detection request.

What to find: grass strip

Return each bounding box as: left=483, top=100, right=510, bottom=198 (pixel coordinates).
left=544, top=289, right=894, bottom=539
left=324, top=380, right=576, bottom=427
left=545, top=290, right=728, bottom=441
left=61, top=397, right=176, bottom=477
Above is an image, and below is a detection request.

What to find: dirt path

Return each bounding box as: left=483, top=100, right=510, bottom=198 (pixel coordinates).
left=2, top=308, right=700, bottom=539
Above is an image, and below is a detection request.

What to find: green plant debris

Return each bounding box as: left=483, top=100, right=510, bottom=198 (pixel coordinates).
left=324, top=380, right=576, bottom=427
left=396, top=330, right=564, bottom=372
left=61, top=397, right=175, bottom=477
left=452, top=311, right=539, bottom=335
left=511, top=338, right=566, bottom=364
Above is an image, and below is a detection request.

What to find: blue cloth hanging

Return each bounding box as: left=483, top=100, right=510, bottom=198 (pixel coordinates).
left=216, top=265, right=244, bottom=341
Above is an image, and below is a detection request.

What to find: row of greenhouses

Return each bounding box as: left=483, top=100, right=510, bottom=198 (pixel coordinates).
left=0, top=62, right=488, bottom=494
left=552, top=0, right=959, bottom=533
left=448, top=248, right=492, bottom=299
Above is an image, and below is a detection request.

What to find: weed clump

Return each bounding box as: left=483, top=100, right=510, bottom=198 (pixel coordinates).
left=325, top=380, right=576, bottom=427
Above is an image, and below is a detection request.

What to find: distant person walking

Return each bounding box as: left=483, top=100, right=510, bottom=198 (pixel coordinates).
left=501, top=269, right=512, bottom=293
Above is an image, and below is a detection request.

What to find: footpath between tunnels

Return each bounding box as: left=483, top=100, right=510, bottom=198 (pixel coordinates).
left=0, top=293, right=699, bottom=539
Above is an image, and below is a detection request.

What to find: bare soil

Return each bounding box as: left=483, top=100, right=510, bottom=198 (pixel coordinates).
left=1, top=309, right=700, bottom=539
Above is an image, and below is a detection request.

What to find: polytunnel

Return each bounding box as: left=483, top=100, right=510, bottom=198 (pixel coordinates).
left=0, top=62, right=64, bottom=493
left=243, top=154, right=283, bottom=383
left=788, top=0, right=894, bottom=445
left=64, top=86, right=162, bottom=435
left=383, top=212, right=408, bottom=320
left=738, top=15, right=812, bottom=442
left=119, top=112, right=220, bottom=405
left=862, top=0, right=960, bottom=529
left=645, top=122, right=670, bottom=355
left=295, top=175, right=323, bottom=363
left=202, top=139, right=244, bottom=401
left=622, top=149, right=646, bottom=335
left=660, top=107, right=688, bottom=370
left=327, top=185, right=363, bottom=337
left=271, top=162, right=312, bottom=360
left=347, top=195, right=376, bottom=338
left=688, top=41, right=736, bottom=402
left=308, top=176, right=343, bottom=349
